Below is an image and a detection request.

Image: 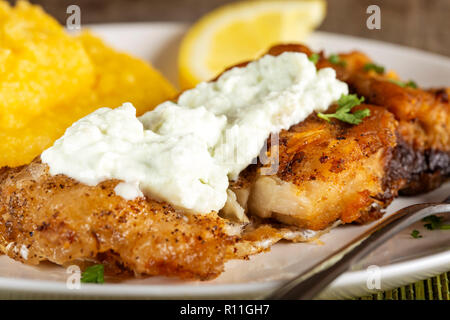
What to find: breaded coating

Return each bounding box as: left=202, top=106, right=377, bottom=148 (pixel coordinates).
left=0, top=160, right=234, bottom=280
left=266, top=44, right=450, bottom=194
left=336, top=52, right=450, bottom=193
left=231, top=105, right=401, bottom=230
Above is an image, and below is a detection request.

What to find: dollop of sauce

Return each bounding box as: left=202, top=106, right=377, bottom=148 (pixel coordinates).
left=42, top=52, right=348, bottom=213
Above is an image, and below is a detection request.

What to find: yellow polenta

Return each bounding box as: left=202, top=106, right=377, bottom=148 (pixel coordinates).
left=0, top=1, right=94, bottom=129
left=0, top=1, right=177, bottom=167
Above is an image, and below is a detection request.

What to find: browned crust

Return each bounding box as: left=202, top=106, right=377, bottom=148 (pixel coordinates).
left=0, top=159, right=235, bottom=280
left=266, top=43, right=450, bottom=195
left=233, top=104, right=402, bottom=230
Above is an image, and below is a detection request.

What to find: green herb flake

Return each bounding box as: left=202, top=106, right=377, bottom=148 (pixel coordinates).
left=388, top=79, right=405, bottom=87
left=308, top=53, right=320, bottom=64
left=422, top=215, right=450, bottom=230
left=363, top=63, right=385, bottom=74
left=81, top=264, right=104, bottom=284
left=328, top=54, right=339, bottom=64
left=411, top=230, right=422, bottom=239
left=317, top=94, right=369, bottom=125
left=405, top=80, right=418, bottom=88
left=388, top=79, right=418, bottom=88
left=328, top=54, right=347, bottom=67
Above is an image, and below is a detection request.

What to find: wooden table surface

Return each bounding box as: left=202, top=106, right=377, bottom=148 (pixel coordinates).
left=17, top=0, right=450, bottom=57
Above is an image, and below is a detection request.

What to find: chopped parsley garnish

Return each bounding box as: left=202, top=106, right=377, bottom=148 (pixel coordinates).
left=388, top=79, right=418, bottom=88
left=318, top=94, right=369, bottom=125
left=328, top=54, right=339, bottom=64
left=388, top=79, right=403, bottom=87
left=405, top=80, right=418, bottom=88
left=308, top=53, right=320, bottom=64
left=328, top=54, right=346, bottom=67
left=81, top=264, right=104, bottom=284
left=423, top=215, right=450, bottom=230
left=363, top=63, right=385, bottom=74
left=411, top=230, right=422, bottom=239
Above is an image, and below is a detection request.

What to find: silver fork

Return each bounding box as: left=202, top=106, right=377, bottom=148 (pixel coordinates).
left=267, top=195, right=450, bottom=300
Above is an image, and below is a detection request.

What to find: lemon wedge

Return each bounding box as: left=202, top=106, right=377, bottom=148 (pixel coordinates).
left=178, top=0, right=326, bottom=89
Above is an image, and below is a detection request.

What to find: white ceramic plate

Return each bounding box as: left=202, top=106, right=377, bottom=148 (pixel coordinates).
left=0, top=23, right=449, bottom=300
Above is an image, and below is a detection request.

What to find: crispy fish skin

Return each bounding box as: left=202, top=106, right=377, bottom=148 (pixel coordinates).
left=337, top=53, right=450, bottom=151
left=0, top=159, right=234, bottom=280
left=231, top=105, right=401, bottom=230
left=266, top=44, right=450, bottom=194
left=338, top=55, right=450, bottom=193
left=0, top=159, right=317, bottom=276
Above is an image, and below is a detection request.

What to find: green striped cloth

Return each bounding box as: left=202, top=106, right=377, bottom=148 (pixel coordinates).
left=357, top=271, right=450, bottom=300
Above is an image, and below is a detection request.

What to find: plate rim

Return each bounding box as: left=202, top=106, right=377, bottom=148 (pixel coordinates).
left=1, top=247, right=449, bottom=299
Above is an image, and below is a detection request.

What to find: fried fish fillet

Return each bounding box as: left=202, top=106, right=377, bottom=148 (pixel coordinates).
left=0, top=104, right=400, bottom=278
left=220, top=45, right=404, bottom=230
left=0, top=160, right=234, bottom=280
left=266, top=44, right=450, bottom=195
left=336, top=53, right=450, bottom=194
left=230, top=104, right=402, bottom=230
left=0, top=158, right=328, bottom=278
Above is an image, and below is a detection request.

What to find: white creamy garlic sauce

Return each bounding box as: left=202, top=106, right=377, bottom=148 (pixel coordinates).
left=41, top=52, right=348, bottom=213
